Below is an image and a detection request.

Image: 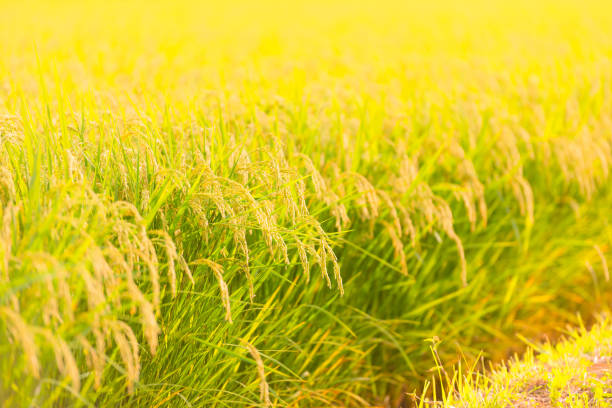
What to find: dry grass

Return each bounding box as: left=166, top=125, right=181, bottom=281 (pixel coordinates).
left=430, top=320, right=612, bottom=408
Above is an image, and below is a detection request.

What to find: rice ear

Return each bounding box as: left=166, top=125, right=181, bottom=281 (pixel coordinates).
left=0, top=307, right=40, bottom=378
left=36, top=328, right=81, bottom=392
left=242, top=340, right=272, bottom=407
left=594, top=244, right=609, bottom=282
left=78, top=335, right=103, bottom=389
left=110, top=321, right=140, bottom=393
left=191, top=259, right=232, bottom=323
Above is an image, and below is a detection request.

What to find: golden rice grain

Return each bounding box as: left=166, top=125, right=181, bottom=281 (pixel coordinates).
left=242, top=340, right=272, bottom=407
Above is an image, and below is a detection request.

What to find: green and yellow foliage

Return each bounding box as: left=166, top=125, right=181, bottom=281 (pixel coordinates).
left=0, top=0, right=611, bottom=406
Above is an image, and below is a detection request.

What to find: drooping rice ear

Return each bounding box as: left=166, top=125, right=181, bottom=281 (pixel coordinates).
left=37, top=328, right=81, bottom=392
left=78, top=335, right=103, bottom=389
left=110, top=321, right=140, bottom=393
left=0, top=307, right=40, bottom=378
left=594, top=244, right=609, bottom=282
left=241, top=340, right=272, bottom=408
left=192, top=259, right=232, bottom=323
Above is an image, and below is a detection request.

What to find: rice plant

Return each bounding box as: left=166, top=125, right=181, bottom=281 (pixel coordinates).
left=0, top=0, right=611, bottom=406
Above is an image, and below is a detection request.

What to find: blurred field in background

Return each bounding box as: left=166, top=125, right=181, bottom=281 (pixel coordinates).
left=1, top=0, right=612, bottom=406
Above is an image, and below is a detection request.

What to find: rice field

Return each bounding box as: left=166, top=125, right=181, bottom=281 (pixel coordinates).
left=1, top=0, right=611, bottom=406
